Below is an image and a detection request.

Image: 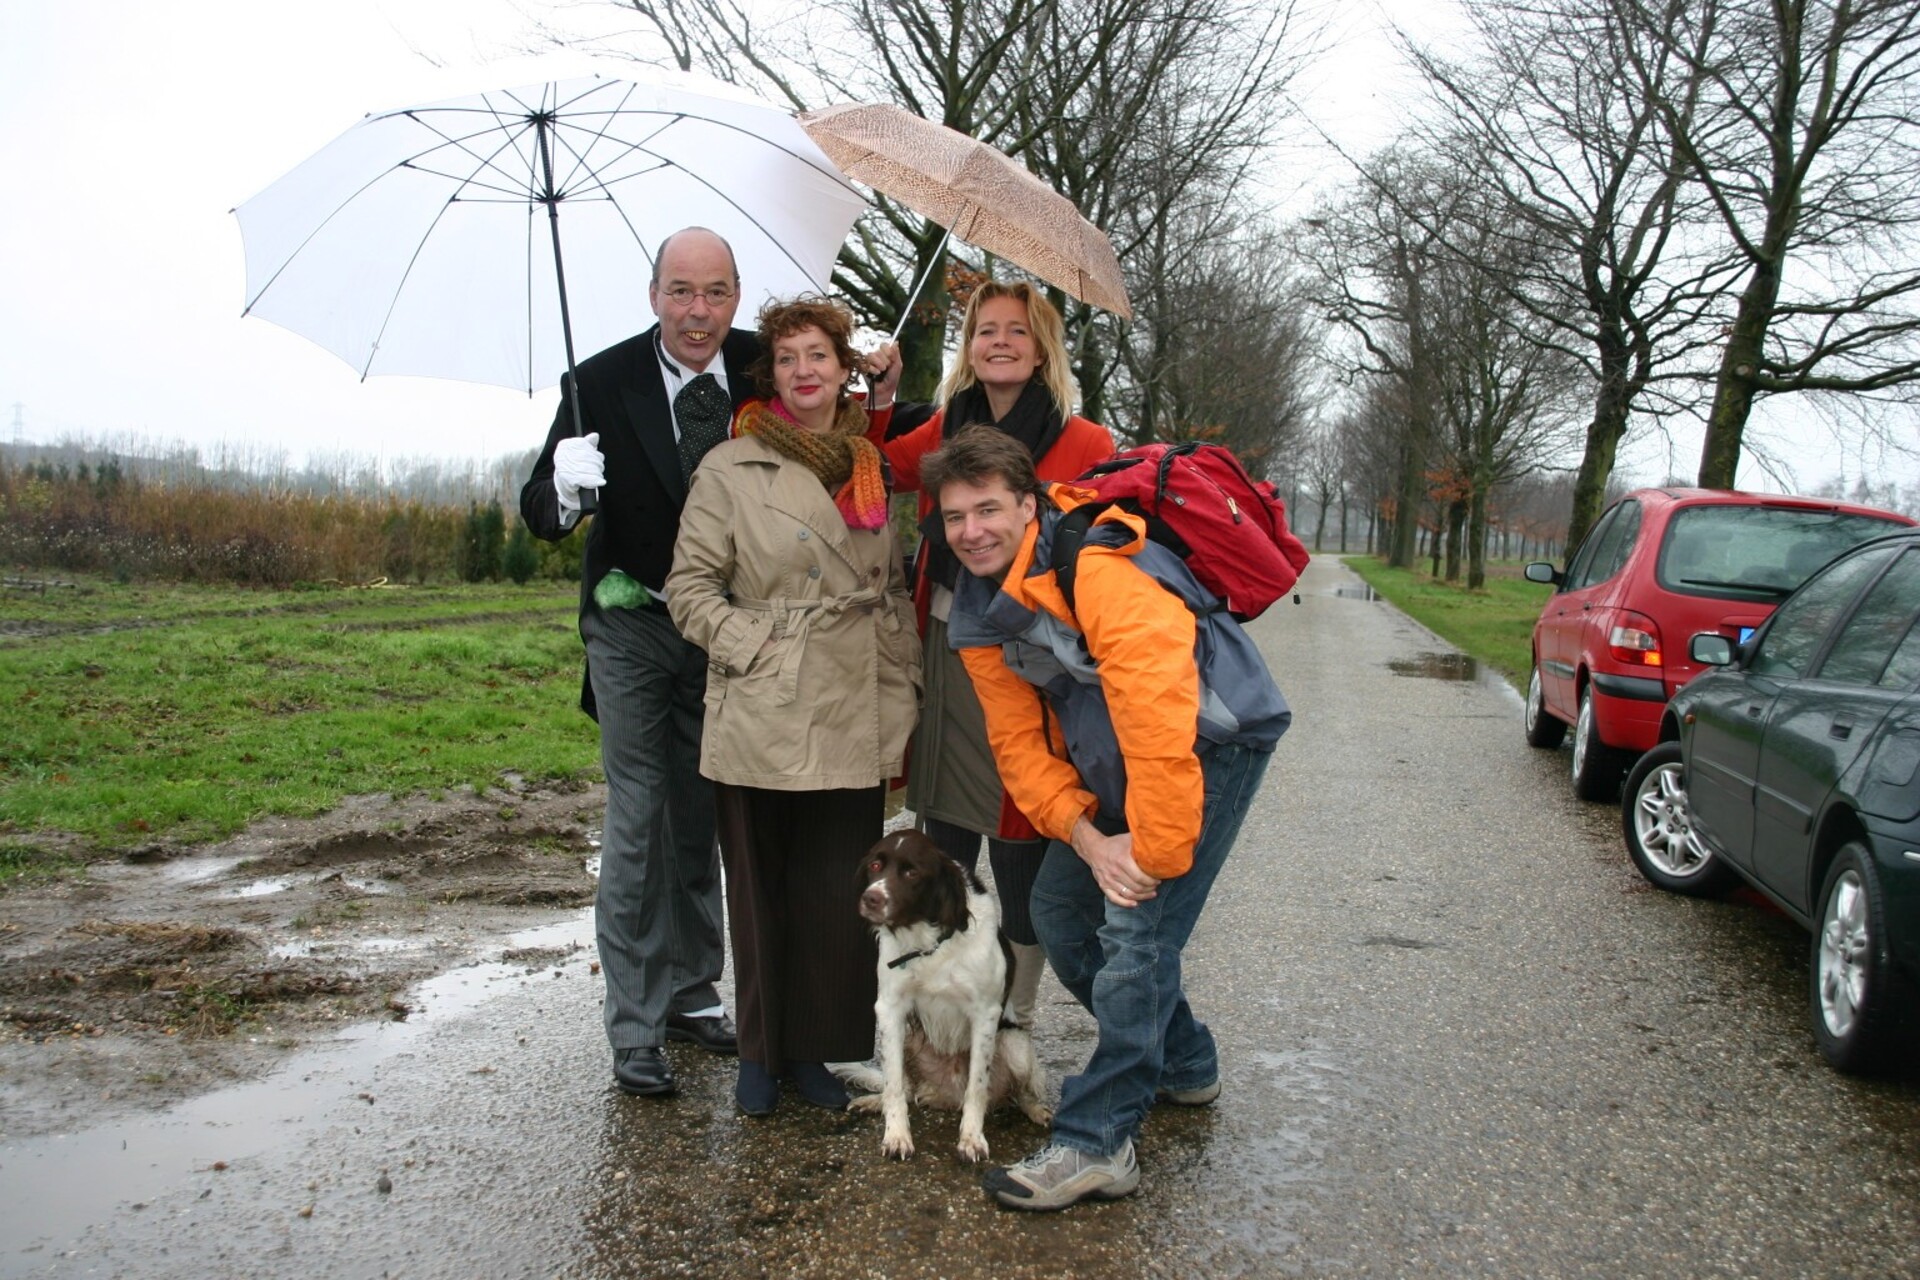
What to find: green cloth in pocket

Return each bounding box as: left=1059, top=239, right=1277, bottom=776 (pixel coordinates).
left=593, top=569, right=652, bottom=611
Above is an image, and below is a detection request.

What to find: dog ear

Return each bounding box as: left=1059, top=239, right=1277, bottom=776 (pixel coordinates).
left=926, top=854, right=971, bottom=935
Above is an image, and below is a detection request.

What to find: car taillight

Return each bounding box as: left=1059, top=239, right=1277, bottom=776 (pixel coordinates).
left=1609, top=624, right=1662, bottom=666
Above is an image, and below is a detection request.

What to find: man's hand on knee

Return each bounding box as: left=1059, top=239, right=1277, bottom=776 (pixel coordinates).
left=1070, top=817, right=1159, bottom=909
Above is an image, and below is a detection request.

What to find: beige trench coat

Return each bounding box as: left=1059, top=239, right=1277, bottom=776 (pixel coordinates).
left=666, top=432, right=921, bottom=791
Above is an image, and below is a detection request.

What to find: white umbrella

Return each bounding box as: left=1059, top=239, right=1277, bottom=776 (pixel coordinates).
left=234, top=73, right=868, bottom=403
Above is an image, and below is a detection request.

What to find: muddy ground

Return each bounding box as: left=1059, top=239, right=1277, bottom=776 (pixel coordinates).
left=0, top=780, right=603, bottom=1141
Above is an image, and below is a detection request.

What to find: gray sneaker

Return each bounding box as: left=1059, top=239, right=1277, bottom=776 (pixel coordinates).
left=1155, top=1079, right=1221, bottom=1106
left=983, top=1140, right=1140, bottom=1210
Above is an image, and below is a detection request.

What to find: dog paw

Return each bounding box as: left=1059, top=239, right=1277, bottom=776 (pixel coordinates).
left=881, top=1130, right=915, bottom=1161
left=955, top=1130, right=990, bottom=1164
left=1022, top=1103, right=1054, bottom=1127
left=847, top=1093, right=882, bottom=1115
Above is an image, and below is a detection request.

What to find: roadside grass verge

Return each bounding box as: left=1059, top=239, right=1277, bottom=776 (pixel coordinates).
left=1340, top=556, right=1547, bottom=689
left=1, top=576, right=598, bottom=850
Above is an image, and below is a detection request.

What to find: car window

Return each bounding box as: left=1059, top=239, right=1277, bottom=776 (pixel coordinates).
left=1569, top=501, right=1638, bottom=590
left=1596, top=500, right=1642, bottom=583
left=1877, top=614, right=1920, bottom=688
left=1818, top=549, right=1920, bottom=685
left=1658, top=504, right=1907, bottom=602
left=1563, top=504, right=1620, bottom=590
left=1749, top=545, right=1898, bottom=678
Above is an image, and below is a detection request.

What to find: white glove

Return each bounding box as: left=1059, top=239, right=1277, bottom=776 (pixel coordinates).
left=554, top=433, right=605, bottom=512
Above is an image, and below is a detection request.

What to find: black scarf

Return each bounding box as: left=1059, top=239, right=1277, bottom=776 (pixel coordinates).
left=919, top=380, right=1068, bottom=592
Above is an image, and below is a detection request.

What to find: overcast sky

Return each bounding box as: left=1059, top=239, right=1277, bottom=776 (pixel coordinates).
left=0, top=0, right=1904, bottom=493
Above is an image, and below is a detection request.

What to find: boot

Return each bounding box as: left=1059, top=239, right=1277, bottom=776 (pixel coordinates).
left=1005, top=942, right=1047, bottom=1028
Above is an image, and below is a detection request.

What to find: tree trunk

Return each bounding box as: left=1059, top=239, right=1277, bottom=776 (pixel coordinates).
left=1565, top=331, right=1637, bottom=555
left=1443, top=499, right=1466, bottom=582
left=1696, top=262, right=1781, bottom=489
left=1467, top=486, right=1488, bottom=590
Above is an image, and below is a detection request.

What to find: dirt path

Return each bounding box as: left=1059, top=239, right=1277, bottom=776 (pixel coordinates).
left=0, top=781, right=602, bottom=1140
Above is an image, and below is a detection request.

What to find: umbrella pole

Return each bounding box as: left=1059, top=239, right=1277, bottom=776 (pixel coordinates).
left=537, top=112, right=598, bottom=516
left=887, top=225, right=955, bottom=345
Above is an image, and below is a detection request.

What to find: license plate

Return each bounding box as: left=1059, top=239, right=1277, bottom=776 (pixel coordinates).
left=1738, top=626, right=1755, bottom=644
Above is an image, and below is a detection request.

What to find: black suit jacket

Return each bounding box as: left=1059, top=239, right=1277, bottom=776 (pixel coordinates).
left=520, top=324, right=762, bottom=715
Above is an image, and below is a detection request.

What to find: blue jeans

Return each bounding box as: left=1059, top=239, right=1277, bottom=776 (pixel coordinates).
left=1031, top=740, right=1271, bottom=1156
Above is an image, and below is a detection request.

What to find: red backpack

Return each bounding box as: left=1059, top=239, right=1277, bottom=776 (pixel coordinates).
left=1049, top=442, right=1311, bottom=621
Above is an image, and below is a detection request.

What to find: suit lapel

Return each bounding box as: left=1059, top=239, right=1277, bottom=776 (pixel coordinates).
left=615, top=326, right=688, bottom=502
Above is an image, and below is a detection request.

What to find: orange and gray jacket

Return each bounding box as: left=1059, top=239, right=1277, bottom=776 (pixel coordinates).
left=947, top=485, right=1289, bottom=878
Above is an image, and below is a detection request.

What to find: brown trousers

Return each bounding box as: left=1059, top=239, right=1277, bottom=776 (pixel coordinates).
left=714, top=783, right=881, bottom=1068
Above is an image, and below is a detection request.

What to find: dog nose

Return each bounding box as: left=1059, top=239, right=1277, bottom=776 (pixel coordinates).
left=860, top=884, right=887, bottom=914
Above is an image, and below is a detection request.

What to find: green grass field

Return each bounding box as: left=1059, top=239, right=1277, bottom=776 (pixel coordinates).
left=1340, top=556, right=1548, bottom=690
left=0, top=576, right=598, bottom=855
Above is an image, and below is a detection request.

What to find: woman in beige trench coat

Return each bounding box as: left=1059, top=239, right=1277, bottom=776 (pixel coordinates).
left=667, top=294, right=920, bottom=1116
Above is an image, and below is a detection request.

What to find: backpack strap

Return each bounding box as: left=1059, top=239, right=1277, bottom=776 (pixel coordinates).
left=1047, top=504, right=1100, bottom=617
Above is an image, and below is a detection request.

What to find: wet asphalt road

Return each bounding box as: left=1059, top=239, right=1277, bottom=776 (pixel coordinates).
left=5, top=554, right=1919, bottom=1279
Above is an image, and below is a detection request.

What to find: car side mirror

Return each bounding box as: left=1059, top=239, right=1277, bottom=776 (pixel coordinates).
left=1523, top=561, right=1562, bottom=586
left=1690, top=633, right=1734, bottom=666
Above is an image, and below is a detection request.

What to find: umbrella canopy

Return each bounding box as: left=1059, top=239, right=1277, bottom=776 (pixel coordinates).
left=798, top=102, right=1130, bottom=320
left=235, top=74, right=868, bottom=394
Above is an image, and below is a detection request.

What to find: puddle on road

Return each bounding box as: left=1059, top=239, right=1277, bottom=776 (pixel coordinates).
left=1389, top=651, right=1481, bottom=681
left=0, top=912, right=595, bottom=1265
left=1330, top=585, right=1379, bottom=601
left=1385, top=651, right=1527, bottom=712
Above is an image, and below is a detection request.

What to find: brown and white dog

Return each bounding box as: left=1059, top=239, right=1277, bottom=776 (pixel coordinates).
left=846, top=830, right=1051, bottom=1161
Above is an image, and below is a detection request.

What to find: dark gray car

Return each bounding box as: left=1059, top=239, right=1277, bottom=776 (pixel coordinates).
left=1621, top=528, right=1920, bottom=1073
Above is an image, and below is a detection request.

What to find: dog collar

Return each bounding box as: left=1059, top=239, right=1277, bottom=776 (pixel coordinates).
left=885, top=928, right=956, bottom=968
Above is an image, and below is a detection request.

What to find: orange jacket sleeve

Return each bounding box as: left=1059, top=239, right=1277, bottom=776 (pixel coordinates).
left=958, top=644, right=1099, bottom=843
left=1072, top=545, right=1204, bottom=877
left=866, top=407, right=946, bottom=496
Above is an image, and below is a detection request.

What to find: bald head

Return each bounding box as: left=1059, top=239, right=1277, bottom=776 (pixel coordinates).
left=649, top=227, right=742, bottom=372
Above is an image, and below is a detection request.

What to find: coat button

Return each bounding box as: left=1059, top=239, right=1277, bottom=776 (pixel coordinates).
left=797, top=529, right=810, bottom=541
left=808, top=566, right=821, bottom=579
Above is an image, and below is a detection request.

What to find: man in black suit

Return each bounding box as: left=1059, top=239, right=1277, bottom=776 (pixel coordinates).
left=520, top=227, right=755, bottom=1097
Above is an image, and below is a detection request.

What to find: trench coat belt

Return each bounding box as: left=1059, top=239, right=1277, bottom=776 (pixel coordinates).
left=729, top=588, right=886, bottom=704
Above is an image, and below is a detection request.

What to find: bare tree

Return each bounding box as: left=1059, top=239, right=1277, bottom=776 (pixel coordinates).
left=609, top=0, right=1307, bottom=415
left=1308, top=149, right=1465, bottom=568
left=1421, top=219, right=1588, bottom=587
left=1406, top=0, right=1735, bottom=553
left=1114, top=222, right=1318, bottom=470
left=1620, top=0, right=1920, bottom=487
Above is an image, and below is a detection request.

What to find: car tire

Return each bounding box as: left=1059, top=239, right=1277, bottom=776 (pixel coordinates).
left=1571, top=685, right=1628, bottom=802
left=1524, top=664, right=1567, bottom=749
left=1621, top=742, right=1735, bottom=896
left=1811, top=842, right=1912, bottom=1074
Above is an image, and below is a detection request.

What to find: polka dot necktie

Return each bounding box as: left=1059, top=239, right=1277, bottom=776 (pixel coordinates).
left=675, top=373, right=732, bottom=485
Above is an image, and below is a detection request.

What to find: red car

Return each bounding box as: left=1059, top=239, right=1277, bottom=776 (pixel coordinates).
left=1523, top=487, right=1914, bottom=800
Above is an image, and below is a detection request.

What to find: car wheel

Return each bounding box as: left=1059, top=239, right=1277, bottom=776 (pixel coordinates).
left=1621, top=742, right=1735, bottom=896
left=1571, top=686, right=1627, bottom=802
left=1524, top=665, right=1567, bottom=749
left=1811, top=842, right=1912, bottom=1074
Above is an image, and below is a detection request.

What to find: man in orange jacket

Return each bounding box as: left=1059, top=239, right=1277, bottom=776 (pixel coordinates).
left=923, top=425, right=1290, bottom=1211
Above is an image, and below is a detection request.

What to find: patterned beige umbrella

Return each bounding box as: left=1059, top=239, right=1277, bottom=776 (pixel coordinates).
left=798, top=102, right=1132, bottom=320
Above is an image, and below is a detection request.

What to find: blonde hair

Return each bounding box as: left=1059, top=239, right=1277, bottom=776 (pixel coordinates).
left=937, top=281, right=1078, bottom=419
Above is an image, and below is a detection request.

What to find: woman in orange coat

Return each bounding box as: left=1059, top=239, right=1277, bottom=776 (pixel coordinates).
left=866, top=281, right=1113, bottom=1027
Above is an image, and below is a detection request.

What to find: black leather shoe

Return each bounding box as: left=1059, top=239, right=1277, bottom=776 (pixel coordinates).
left=786, top=1060, right=849, bottom=1111
left=613, top=1047, right=676, bottom=1097
left=665, top=1012, right=738, bottom=1055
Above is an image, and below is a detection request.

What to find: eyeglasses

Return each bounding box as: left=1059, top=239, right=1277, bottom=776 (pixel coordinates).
left=659, top=285, right=737, bottom=308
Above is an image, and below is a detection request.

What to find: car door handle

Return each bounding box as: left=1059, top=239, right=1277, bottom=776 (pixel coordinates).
left=1747, top=703, right=1764, bottom=718
left=1830, top=719, right=1854, bottom=740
